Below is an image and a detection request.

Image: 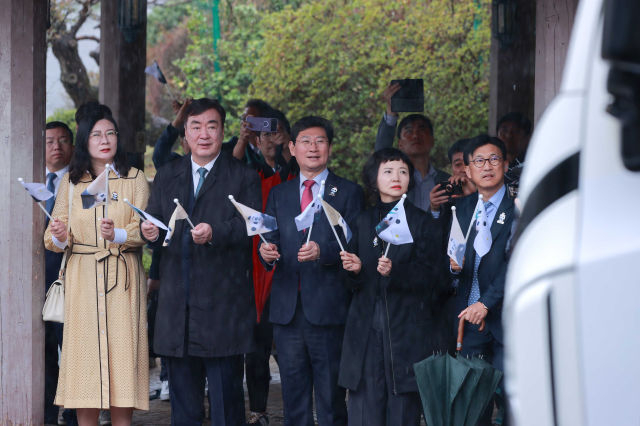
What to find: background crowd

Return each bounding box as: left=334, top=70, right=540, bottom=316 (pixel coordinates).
left=41, top=82, right=531, bottom=426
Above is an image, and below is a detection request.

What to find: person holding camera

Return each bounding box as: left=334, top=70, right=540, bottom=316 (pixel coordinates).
left=375, top=82, right=450, bottom=212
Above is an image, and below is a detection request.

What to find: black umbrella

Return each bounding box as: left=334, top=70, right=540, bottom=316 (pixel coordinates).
left=414, top=318, right=503, bottom=426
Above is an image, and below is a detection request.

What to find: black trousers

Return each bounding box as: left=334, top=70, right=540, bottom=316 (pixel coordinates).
left=273, top=300, right=347, bottom=426
left=167, top=354, right=245, bottom=426
left=347, top=299, right=422, bottom=426
left=245, top=300, right=274, bottom=413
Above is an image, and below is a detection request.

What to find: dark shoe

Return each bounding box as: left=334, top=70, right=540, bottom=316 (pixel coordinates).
left=246, top=411, right=269, bottom=425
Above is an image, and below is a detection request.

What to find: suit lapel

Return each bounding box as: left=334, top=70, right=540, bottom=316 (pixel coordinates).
left=490, top=192, right=514, bottom=242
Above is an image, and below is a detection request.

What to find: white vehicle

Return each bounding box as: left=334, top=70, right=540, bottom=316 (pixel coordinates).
left=504, top=0, right=640, bottom=425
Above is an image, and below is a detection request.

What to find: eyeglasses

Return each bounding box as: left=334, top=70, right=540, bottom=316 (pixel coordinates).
left=296, top=137, right=329, bottom=148
left=89, top=130, right=118, bottom=140
left=471, top=155, right=502, bottom=168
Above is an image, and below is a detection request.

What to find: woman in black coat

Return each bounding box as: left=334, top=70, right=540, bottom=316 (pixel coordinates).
left=338, top=148, right=445, bottom=426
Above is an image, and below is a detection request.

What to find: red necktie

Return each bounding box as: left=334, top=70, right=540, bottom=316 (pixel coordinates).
left=301, top=179, right=315, bottom=212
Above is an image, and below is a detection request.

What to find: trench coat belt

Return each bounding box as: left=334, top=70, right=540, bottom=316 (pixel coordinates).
left=71, top=245, right=141, bottom=293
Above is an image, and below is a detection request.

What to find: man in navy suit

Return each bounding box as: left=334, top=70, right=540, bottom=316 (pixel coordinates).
left=450, top=135, right=515, bottom=425
left=43, top=121, right=74, bottom=425
left=259, top=116, right=363, bottom=426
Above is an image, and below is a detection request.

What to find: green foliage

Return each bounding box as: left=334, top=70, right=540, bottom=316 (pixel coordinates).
left=173, top=4, right=265, bottom=137
left=147, top=1, right=192, bottom=45
left=46, top=108, right=77, bottom=140
left=174, top=0, right=490, bottom=182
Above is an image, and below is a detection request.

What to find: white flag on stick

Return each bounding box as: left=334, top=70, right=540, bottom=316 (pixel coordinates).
left=447, top=206, right=466, bottom=267
left=228, top=195, right=278, bottom=236
left=81, top=167, right=109, bottom=209
left=163, top=200, right=190, bottom=247
left=473, top=198, right=492, bottom=257
left=375, top=194, right=413, bottom=245
left=123, top=198, right=169, bottom=231
left=18, top=179, right=53, bottom=202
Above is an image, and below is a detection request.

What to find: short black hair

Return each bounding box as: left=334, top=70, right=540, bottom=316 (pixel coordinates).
left=265, top=108, right=291, bottom=136
left=496, top=112, right=532, bottom=135
left=396, top=114, right=434, bottom=139
left=245, top=99, right=272, bottom=116
left=362, top=148, right=415, bottom=204
left=291, top=116, right=334, bottom=144
left=75, top=101, right=111, bottom=125
left=463, top=134, right=507, bottom=165
left=45, top=121, right=74, bottom=145
left=447, top=138, right=470, bottom=162
left=184, top=98, right=226, bottom=127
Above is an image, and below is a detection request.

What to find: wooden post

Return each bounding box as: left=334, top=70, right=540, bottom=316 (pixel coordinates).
left=488, top=0, right=536, bottom=134
left=0, top=0, right=47, bottom=423
left=100, top=0, right=148, bottom=171
left=534, top=0, right=579, bottom=122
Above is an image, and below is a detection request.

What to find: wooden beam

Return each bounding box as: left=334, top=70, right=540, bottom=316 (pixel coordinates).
left=534, top=0, right=579, bottom=122
left=100, top=0, right=148, bottom=171
left=0, top=0, right=47, bottom=423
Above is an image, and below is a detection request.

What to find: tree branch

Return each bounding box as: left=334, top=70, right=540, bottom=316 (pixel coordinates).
left=76, top=35, right=100, bottom=42
left=70, top=0, right=99, bottom=36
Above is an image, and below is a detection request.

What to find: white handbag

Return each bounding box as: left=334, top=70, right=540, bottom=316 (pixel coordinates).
left=42, top=181, right=73, bottom=323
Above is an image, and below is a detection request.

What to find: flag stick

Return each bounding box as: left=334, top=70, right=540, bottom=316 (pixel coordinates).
left=383, top=242, right=391, bottom=258
left=164, top=83, right=178, bottom=102
left=104, top=164, right=110, bottom=220
left=259, top=233, right=269, bottom=245
left=464, top=194, right=483, bottom=241
left=38, top=201, right=53, bottom=221
left=320, top=196, right=345, bottom=252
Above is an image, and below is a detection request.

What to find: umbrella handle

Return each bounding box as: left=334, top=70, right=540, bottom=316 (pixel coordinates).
left=456, top=317, right=486, bottom=353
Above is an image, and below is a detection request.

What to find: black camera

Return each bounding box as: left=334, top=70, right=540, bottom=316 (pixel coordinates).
left=438, top=180, right=463, bottom=196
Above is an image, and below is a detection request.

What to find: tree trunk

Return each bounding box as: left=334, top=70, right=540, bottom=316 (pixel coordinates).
left=50, top=32, right=98, bottom=107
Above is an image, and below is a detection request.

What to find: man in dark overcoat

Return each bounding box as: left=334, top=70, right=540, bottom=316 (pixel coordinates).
left=142, top=98, right=261, bottom=426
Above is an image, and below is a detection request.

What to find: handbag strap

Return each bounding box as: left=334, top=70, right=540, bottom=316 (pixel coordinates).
left=58, top=180, right=74, bottom=279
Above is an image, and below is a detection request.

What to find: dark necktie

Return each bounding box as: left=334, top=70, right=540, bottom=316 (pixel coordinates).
left=195, top=167, right=207, bottom=197
left=46, top=172, right=57, bottom=214
left=300, top=179, right=315, bottom=212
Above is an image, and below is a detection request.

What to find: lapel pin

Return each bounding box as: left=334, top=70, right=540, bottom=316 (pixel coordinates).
left=497, top=212, right=506, bottom=225
left=329, top=186, right=338, bottom=197
left=111, top=192, right=118, bottom=201
left=373, top=236, right=378, bottom=247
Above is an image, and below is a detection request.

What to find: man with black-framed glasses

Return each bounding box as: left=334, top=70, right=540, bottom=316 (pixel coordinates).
left=447, top=134, right=514, bottom=425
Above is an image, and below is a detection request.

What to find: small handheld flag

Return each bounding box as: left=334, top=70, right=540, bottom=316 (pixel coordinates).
left=17, top=177, right=53, bottom=220
left=447, top=206, right=466, bottom=267
left=473, top=197, right=492, bottom=257
left=123, top=198, right=169, bottom=231
left=321, top=198, right=352, bottom=251
left=228, top=195, right=277, bottom=244
left=163, top=199, right=193, bottom=247
left=294, top=180, right=325, bottom=232
left=81, top=167, right=110, bottom=209
left=376, top=194, right=413, bottom=250
left=144, top=60, right=167, bottom=84
left=145, top=60, right=177, bottom=100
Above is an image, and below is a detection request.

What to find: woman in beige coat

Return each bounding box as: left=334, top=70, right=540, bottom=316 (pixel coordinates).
left=45, top=104, right=149, bottom=426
